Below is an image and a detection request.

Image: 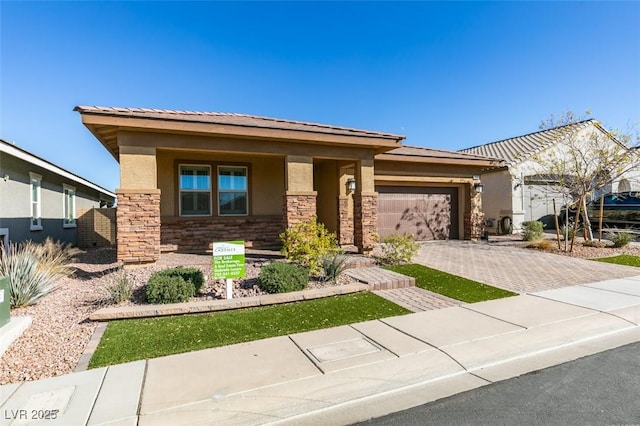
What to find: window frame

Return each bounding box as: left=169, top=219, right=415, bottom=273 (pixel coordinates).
left=29, top=172, right=42, bottom=231
left=63, top=184, right=77, bottom=228
left=178, top=164, right=212, bottom=217
left=217, top=165, right=249, bottom=217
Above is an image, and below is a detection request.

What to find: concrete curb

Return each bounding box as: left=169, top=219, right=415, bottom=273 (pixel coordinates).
left=89, top=283, right=370, bottom=321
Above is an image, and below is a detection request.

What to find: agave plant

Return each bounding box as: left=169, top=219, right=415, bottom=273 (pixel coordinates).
left=0, top=238, right=77, bottom=308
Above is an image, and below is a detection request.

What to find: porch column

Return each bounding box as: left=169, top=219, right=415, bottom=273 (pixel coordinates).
left=337, top=169, right=354, bottom=245
left=283, top=155, right=316, bottom=228
left=353, top=158, right=377, bottom=254
left=464, top=182, right=484, bottom=240
left=117, top=145, right=160, bottom=264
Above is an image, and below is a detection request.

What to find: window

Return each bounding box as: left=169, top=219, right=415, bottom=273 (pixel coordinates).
left=179, top=165, right=211, bottom=216
left=218, top=166, right=248, bottom=216
left=30, top=173, right=42, bottom=231
left=63, top=184, right=76, bottom=227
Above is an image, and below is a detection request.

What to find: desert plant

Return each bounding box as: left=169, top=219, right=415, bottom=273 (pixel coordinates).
left=0, top=238, right=76, bottom=308
left=526, top=239, right=555, bottom=251
left=145, top=273, right=195, bottom=304
left=318, top=251, right=348, bottom=282
left=606, top=231, right=633, bottom=248
left=154, top=267, right=204, bottom=293
left=102, top=267, right=133, bottom=304
left=258, top=262, right=308, bottom=293
left=280, top=216, right=339, bottom=274
left=377, top=233, right=420, bottom=265
left=522, top=221, right=544, bottom=241
left=582, top=239, right=608, bottom=248
left=560, top=224, right=579, bottom=241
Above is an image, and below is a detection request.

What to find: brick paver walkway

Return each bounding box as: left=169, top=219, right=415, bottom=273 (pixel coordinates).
left=414, top=241, right=640, bottom=293
left=344, top=267, right=414, bottom=290
left=373, top=287, right=459, bottom=312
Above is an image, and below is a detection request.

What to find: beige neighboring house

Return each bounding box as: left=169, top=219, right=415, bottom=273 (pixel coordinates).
left=75, top=106, right=501, bottom=264
left=460, top=119, right=637, bottom=232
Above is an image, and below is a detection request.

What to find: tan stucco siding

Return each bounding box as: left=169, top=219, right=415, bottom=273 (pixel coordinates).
left=375, top=160, right=485, bottom=177
left=157, top=150, right=284, bottom=217
left=314, top=160, right=339, bottom=233
left=478, top=170, right=513, bottom=231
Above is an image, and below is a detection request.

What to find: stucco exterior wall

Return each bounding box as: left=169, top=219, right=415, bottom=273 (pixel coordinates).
left=156, top=150, right=285, bottom=217
left=0, top=152, right=113, bottom=245
left=478, top=170, right=513, bottom=233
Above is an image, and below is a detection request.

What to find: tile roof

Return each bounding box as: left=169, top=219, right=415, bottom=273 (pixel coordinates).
left=385, top=145, right=502, bottom=162
left=73, top=106, right=405, bottom=141
left=459, top=119, right=597, bottom=166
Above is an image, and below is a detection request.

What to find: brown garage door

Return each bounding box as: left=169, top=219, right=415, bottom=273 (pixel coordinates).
left=377, top=186, right=458, bottom=240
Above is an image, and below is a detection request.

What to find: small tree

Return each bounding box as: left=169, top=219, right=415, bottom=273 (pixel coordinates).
left=532, top=111, right=639, bottom=242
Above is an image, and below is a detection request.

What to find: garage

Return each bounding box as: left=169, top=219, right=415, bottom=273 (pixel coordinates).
left=377, top=186, right=459, bottom=240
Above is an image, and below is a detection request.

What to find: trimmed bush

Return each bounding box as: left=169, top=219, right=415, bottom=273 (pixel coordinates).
left=0, top=238, right=76, bottom=308
left=280, top=216, right=339, bottom=274
left=319, top=251, right=348, bottom=282
left=606, top=231, right=633, bottom=248
left=377, top=233, right=419, bottom=265
left=522, top=221, right=544, bottom=241
left=145, top=273, right=195, bottom=304
left=154, top=267, right=204, bottom=292
left=258, top=262, right=308, bottom=294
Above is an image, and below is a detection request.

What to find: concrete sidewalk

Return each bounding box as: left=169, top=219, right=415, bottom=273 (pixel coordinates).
left=2, top=276, right=640, bottom=425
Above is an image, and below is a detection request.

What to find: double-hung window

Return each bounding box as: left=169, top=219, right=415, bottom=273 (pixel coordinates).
left=218, top=166, right=248, bottom=216
left=179, top=165, right=211, bottom=216
left=63, top=184, right=76, bottom=227
left=30, top=172, right=42, bottom=231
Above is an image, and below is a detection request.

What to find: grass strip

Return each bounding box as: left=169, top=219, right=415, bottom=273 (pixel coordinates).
left=384, top=264, right=517, bottom=303
left=89, top=292, right=409, bottom=368
left=591, top=254, right=640, bottom=267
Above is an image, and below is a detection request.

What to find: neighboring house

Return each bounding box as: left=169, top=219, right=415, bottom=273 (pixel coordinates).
left=75, top=106, right=501, bottom=264
left=0, top=138, right=116, bottom=247
left=460, top=120, right=636, bottom=232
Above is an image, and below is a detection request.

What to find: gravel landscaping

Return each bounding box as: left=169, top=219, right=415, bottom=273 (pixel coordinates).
left=2, top=237, right=640, bottom=385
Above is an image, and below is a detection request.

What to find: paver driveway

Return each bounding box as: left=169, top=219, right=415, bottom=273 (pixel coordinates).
left=415, top=241, right=640, bottom=293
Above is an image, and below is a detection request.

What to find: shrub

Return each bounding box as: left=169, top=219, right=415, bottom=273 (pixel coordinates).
left=606, top=231, right=633, bottom=248
left=378, top=233, right=419, bottom=265
left=318, top=251, right=348, bottom=282
left=155, top=267, right=204, bottom=293
left=0, top=238, right=76, bottom=308
left=258, top=262, right=308, bottom=293
left=560, top=224, right=579, bottom=241
left=102, top=268, right=132, bottom=304
left=145, top=273, right=194, bottom=304
left=583, top=239, right=608, bottom=248
left=522, top=221, right=544, bottom=241
left=526, top=239, right=555, bottom=251
left=280, top=216, right=339, bottom=274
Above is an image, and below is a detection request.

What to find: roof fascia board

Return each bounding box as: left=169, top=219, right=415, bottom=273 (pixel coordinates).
left=375, top=153, right=502, bottom=167
left=0, top=141, right=116, bottom=198
left=79, top=112, right=404, bottom=149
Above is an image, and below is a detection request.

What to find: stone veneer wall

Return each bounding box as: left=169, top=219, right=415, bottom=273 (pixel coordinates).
left=337, top=195, right=354, bottom=245
left=464, top=187, right=484, bottom=240
left=161, top=216, right=283, bottom=252
left=353, top=193, right=377, bottom=253
left=283, top=193, right=317, bottom=228
left=116, top=190, right=160, bottom=264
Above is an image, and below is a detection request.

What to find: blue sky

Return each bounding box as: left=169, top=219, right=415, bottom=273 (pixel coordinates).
left=1, top=1, right=639, bottom=192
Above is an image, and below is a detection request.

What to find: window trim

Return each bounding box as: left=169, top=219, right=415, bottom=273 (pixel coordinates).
left=178, top=164, right=212, bottom=217
left=217, top=165, right=249, bottom=217
left=29, top=172, right=42, bottom=231
left=63, top=184, right=77, bottom=228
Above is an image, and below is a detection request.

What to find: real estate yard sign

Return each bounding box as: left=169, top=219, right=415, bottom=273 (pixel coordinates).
left=212, top=241, right=245, bottom=299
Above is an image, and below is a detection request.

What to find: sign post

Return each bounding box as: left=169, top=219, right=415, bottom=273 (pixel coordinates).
left=212, top=241, right=245, bottom=300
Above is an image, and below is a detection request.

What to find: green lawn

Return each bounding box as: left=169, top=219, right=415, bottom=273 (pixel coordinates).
left=89, top=292, right=410, bottom=368
left=384, top=264, right=517, bottom=303
left=592, top=254, right=640, bottom=267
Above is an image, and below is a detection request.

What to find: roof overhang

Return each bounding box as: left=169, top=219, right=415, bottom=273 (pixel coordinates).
left=375, top=152, right=503, bottom=168
left=75, top=106, right=406, bottom=161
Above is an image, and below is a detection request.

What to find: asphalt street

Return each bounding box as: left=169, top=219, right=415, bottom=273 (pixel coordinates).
left=357, top=341, right=640, bottom=426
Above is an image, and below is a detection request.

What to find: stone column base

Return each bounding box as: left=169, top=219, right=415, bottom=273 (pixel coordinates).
left=283, top=192, right=317, bottom=229
left=337, top=195, right=353, bottom=245
left=354, top=192, right=377, bottom=253
left=116, top=189, right=161, bottom=264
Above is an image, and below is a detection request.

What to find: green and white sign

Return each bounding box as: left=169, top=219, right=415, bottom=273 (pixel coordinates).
left=212, top=241, right=246, bottom=280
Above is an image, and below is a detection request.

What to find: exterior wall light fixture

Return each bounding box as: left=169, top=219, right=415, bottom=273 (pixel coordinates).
left=474, top=183, right=484, bottom=193
left=347, top=178, right=356, bottom=192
